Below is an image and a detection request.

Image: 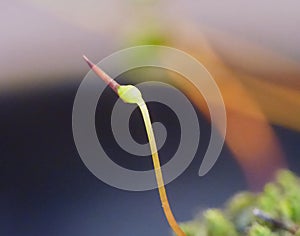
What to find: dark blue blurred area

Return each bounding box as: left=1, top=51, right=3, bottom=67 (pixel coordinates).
left=0, top=80, right=299, bottom=236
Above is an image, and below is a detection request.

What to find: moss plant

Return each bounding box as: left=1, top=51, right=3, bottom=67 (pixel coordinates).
left=179, top=170, right=300, bottom=236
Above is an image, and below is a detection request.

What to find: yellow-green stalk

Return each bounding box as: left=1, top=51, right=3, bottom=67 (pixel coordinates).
left=83, top=56, right=186, bottom=236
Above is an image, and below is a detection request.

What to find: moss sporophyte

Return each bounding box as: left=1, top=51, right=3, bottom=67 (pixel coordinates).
left=83, top=56, right=186, bottom=236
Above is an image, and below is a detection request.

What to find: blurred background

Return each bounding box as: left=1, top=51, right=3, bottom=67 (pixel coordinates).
left=1, top=0, right=300, bottom=235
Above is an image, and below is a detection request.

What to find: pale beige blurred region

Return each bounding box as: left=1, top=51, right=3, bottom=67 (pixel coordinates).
left=1, top=0, right=299, bottom=187
left=1, top=0, right=300, bottom=89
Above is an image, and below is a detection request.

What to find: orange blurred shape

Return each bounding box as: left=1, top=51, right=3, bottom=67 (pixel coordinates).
left=164, top=26, right=288, bottom=190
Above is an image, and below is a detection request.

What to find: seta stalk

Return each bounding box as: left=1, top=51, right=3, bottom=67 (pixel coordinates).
left=83, top=55, right=186, bottom=236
